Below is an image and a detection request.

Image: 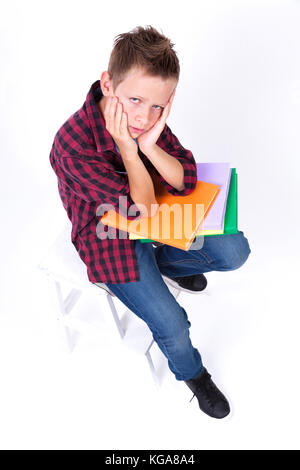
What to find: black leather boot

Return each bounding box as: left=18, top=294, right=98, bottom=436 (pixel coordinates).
left=165, top=274, right=207, bottom=293
left=185, top=367, right=230, bottom=419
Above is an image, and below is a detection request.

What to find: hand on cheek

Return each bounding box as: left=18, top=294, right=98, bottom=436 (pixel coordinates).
left=137, top=88, right=176, bottom=152
left=104, top=96, right=137, bottom=155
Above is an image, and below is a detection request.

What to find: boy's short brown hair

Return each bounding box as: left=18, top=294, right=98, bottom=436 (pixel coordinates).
left=107, top=25, right=180, bottom=92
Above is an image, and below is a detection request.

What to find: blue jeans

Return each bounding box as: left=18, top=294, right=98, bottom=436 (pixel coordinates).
left=104, top=231, right=251, bottom=381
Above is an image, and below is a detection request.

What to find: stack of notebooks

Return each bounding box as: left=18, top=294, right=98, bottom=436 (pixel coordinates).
left=100, top=162, right=238, bottom=251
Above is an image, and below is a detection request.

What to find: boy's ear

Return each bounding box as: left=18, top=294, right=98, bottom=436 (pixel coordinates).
left=100, top=71, right=113, bottom=97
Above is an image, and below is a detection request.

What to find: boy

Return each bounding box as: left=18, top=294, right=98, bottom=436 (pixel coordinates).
left=50, top=25, right=251, bottom=419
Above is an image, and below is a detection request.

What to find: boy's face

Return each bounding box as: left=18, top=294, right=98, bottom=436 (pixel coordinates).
left=99, top=67, right=177, bottom=138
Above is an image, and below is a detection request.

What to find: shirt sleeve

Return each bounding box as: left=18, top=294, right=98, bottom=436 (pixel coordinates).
left=154, top=123, right=198, bottom=196
left=58, top=153, right=142, bottom=220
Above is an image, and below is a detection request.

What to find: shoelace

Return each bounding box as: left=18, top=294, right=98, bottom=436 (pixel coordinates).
left=189, top=374, right=225, bottom=407
left=189, top=371, right=211, bottom=402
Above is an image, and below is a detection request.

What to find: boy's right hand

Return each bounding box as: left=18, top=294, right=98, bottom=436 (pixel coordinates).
left=103, top=96, right=138, bottom=157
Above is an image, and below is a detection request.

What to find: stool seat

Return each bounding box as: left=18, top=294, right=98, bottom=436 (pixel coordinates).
left=37, top=220, right=114, bottom=296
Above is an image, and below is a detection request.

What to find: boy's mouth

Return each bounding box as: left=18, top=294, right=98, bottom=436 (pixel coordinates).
left=130, top=126, right=144, bottom=133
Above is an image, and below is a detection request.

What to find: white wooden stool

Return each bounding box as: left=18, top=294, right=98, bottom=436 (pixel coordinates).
left=37, top=221, right=182, bottom=385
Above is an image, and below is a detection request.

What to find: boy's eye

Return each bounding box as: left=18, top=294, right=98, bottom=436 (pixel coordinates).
left=130, top=97, right=163, bottom=110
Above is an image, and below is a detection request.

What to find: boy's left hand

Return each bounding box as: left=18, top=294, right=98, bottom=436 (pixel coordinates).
left=137, top=89, right=176, bottom=153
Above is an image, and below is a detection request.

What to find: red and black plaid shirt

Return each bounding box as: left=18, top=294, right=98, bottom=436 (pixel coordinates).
left=49, top=80, right=197, bottom=284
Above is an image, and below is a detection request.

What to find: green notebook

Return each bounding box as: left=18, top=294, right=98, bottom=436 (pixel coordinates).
left=224, top=168, right=238, bottom=234
left=140, top=168, right=238, bottom=244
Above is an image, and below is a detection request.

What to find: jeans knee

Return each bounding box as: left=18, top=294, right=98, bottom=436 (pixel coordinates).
left=231, top=248, right=250, bottom=270
left=153, top=318, right=191, bottom=351
left=223, top=233, right=251, bottom=271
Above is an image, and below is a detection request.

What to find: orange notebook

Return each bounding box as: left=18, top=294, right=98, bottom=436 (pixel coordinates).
left=100, top=172, right=220, bottom=251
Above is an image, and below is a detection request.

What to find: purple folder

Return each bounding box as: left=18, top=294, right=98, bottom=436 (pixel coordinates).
left=197, top=162, right=231, bottom=231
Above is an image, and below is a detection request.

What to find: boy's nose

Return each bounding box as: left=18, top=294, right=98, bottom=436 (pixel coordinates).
left=135, top=109, right=151, bottom=127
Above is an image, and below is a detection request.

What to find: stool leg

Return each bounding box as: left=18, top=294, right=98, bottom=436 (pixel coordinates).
left=105, top=292, right=125, bottom=339
left=145, top=339, right=161, bottom=387
left=100, top=283, right=181, bottom=385
left=54, top=280, right=80, bottom=352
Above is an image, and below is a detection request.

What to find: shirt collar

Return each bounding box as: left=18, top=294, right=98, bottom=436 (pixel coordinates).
left=85, top=80, right=116, bottom=154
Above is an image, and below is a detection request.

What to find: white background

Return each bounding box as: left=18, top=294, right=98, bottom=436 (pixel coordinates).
left=1, top=0, right=300, bottom=450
